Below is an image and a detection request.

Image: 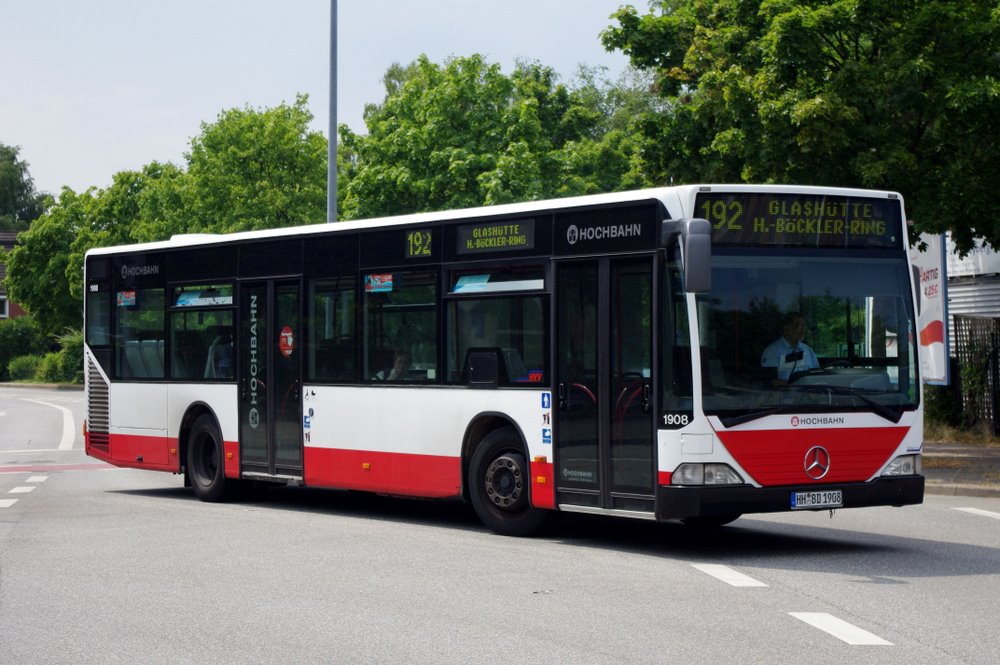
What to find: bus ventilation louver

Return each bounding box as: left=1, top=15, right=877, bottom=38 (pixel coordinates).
left=86, top=356, right=110, bottom=451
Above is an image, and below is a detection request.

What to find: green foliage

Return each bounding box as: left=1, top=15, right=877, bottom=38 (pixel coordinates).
left=603, top=0, right=1000, bottom=251
left=5, top=64, right=658, bottom=337
left=36, top=352, right=64, bottom=383
left=0, top=142, right=47, bottom=231
left=925, top=379, right=963, bottom=429
left=180, top=94, right=327, bottom=234
left=57, top=327, right=84, bottom=384
left=959, top=340, right=992, bottom=428
left=3, top=97, right=327, bottom=337
left=340, top=55, right=653, bottom=219
left=7, top=354, right=42, bottom=381
left=0, top=314, right=51, bottom=380
left=1, top=328, right=82, bottom=384
left=3, top=188, right=85, bottom=334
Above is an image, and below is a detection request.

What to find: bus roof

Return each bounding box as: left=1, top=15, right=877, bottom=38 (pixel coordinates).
left=84, top=184, right=903, bottom=257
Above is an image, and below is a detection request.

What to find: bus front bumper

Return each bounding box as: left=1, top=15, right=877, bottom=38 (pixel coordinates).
left=655, top=476, right=924, bottom=521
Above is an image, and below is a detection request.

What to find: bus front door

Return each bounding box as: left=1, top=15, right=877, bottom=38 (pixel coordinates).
left=554, top=257, right=656, bottom=514
left=239, top=280, right=303, bottom=479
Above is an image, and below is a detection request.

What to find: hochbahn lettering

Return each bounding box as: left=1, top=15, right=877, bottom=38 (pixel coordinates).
left=248, top=294, right=260, bottom=429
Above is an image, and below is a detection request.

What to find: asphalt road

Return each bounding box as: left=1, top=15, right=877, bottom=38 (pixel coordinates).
left=2, top=386, right=999, bottom=664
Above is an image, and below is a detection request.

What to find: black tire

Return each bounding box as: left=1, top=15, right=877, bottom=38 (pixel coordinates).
left=469, top=427, right=553, bottom=537
left=187, top=414, right=234, bottom=502
left=681, top=514, right=742, bottom=528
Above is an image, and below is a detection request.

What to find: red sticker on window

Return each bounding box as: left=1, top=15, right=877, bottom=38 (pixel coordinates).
left=279, top=326, right=295, bottom=358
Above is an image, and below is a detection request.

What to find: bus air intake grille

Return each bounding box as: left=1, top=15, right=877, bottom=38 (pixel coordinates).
left=87, top=356, right=110, bottom=451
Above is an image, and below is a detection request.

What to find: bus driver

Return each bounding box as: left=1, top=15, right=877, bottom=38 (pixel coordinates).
left=761, top=312, right=819, bottom=383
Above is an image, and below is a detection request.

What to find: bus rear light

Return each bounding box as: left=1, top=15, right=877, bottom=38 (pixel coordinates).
left=882, top=454, right=922, bottom=477
left=672, top=463, right=743, bottom=486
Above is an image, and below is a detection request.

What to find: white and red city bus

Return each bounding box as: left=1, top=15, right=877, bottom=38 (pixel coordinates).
left=83, top=185, right=924, bottom=535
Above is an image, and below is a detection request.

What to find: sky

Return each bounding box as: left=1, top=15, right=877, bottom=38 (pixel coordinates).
left=1, top=0, right=633, bottom=196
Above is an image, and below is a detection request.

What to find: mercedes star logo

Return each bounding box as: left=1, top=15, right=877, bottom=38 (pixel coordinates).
left=804, top=446, right=831, bottom=480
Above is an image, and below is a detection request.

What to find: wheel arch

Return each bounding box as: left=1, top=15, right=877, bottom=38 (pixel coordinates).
left=460, top=412, right=526, bottom=502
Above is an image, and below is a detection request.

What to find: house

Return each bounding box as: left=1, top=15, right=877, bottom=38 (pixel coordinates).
left=0, top=231, right=26, bottom=319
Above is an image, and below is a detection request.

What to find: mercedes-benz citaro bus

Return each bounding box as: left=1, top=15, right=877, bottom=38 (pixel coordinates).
left=83, top=185, right=924, bottom=535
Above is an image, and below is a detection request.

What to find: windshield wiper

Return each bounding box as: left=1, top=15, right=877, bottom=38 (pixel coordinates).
left=719, top=406, right=791, bottom=428
left=789, top=384, right=903, bottom=424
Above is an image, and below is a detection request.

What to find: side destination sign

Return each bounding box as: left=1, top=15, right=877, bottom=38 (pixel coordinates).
left=458, top=219, right=535, bottom=254
left=696, top=192, right=903, bottom=249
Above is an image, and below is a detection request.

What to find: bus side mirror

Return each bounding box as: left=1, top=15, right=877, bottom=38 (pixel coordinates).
left=661, top=218, right=712, bottom=293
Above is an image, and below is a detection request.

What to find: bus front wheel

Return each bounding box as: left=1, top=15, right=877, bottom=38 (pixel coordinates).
left=187, top=414, right=233, bottom=502
left=469, top=427, right=552, bottom=537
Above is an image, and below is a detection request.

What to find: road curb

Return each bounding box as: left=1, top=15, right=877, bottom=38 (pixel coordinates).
left=925, top=482, right=1000, bottom=499
left=0, top=382, right=82, bottom=391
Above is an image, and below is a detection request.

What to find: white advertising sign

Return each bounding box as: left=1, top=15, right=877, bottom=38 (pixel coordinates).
left=945, top=235, right=1000, bottom=277
left=910, top=233, right=949, bottom=385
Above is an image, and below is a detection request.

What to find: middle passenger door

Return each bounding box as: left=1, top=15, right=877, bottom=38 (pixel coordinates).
left=554, top=256, right=656, bottom=514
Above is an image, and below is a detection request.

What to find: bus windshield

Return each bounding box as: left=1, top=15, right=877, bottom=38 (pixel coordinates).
left=693, top=251, right=919, bottom=425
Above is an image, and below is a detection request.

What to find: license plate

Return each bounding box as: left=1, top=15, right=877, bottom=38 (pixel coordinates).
left=791, top=489, right=843, bottom=510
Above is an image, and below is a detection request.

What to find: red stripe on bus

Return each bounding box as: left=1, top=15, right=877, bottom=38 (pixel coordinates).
left=303, top=447, right=462, bottom=499
left=105, top=433, right=180, bottom=472
left=87, top=432, right=233, bottom=475
left=224, top=440, right=240, bottom=478
left=530, top=459, right=555, bottom=509
left=716, top=427, right=908, bottom=486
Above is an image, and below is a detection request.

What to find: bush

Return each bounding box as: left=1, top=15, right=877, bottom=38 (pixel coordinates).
left=0, top=315, right=51, bottom=380
left=37, top=352, right=64, bottom=383
left=925, top=382, right=963, bottom=427
left=7, top=354, right=42, bottom=381
left=57, top=328, right=84, bottom=383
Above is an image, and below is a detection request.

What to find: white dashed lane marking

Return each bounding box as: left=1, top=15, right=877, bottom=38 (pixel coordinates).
left=8, top=486, right=37, bottom=494
left=0, top=499, right=18, bottom=508
left=790, top=612, right=893, bottom=646
left=691, top=563, right=768, bottom=587
left=27, top=476, right=48, bottom=483
left=952, top=507, right=1000, bottom=521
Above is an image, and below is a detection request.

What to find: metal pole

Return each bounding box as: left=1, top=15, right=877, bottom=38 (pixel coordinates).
left=327, top=0, right=337, bottom=222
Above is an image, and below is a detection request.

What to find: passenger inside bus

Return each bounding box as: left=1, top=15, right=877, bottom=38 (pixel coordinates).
left=373, top=349, right=412, bottom=381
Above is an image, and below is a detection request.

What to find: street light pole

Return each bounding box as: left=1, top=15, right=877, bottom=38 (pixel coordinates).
left=327, top=0, right=337, bottom=222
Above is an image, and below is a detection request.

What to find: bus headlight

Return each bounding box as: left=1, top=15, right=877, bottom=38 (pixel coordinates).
left=882, top=454, right=922, bottom=476
left=672, top=463, right=744, bottom=486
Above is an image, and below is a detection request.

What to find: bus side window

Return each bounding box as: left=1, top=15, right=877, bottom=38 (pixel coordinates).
left=115, top=288, right=165, bottom=380
left=169, top=311, right=234, bottom=381
left=447, top=296, right=546, bottom=385
left=364, top=270, right=438, bottom=382
left=308, top=277, right=357, bottom=382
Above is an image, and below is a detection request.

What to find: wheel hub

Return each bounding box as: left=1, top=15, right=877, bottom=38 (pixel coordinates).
left=484, top=454, right=525, bottom=510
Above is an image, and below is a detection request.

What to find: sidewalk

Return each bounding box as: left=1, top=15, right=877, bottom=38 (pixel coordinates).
left=923, top=441, right=1000, bottom=499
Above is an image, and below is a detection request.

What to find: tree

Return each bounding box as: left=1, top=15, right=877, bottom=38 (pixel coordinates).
left=339, top=55, right=651, bottom=219
left=3, top=188, right=85, bottom=333
left=0, top=143, right=47, bottom=231
left=4, top=97, right=329, bottom=336
left=180, top=94, right=327, bottom=234
left=602, top=0, right=1000, bottom=250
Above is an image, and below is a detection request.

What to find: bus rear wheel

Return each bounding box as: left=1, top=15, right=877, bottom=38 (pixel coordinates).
left=187, top=414, right=234, bottom=502
left=469, top=428, right=552, bottom=537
